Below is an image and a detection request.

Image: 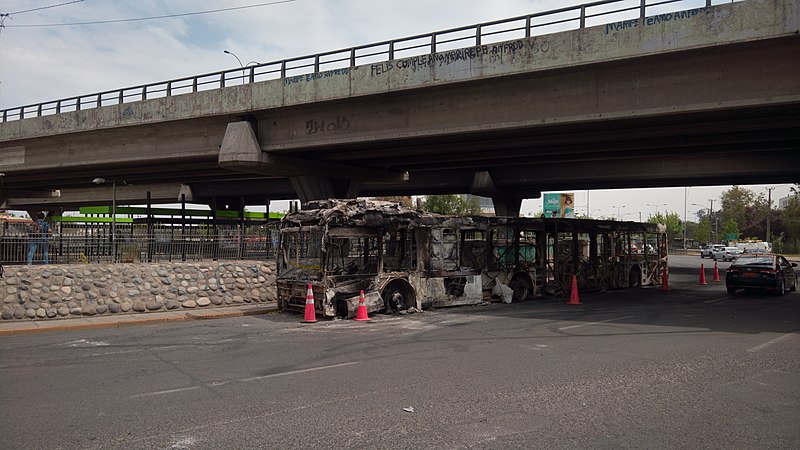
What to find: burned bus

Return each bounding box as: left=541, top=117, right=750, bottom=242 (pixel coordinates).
left=276, top=199, right=667, bottom=318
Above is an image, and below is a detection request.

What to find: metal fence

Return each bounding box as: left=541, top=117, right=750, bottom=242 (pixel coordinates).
left=0, top=0, right=730, bottom=122
left=0, top=222, right=277, bottom=265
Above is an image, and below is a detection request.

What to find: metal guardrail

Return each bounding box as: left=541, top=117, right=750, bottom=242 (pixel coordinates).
left=0, top=0, right=724, bottom=123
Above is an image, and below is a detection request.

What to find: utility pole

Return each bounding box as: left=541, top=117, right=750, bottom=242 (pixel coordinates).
left=766, top=187, right=775, bottom=244
left=683, top=187, right=689, bottom=250
left=709, top=199, right=715, bottom=243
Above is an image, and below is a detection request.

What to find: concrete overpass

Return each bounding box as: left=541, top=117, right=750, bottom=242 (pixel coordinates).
left=1, top=0, right=798, bottom=216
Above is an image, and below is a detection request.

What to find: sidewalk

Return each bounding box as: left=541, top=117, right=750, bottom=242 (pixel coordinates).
left=0, top=303, right=279, bottom=336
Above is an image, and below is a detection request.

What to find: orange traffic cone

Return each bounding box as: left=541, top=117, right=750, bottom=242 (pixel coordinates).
left=355, top=290, right=370, bottom=321
left=566, top=275, right=582, bottom=305
left=660, top=268, right=670, bottom=291
left=301, top=284, right=317, bottom=323
left=698, top=264, right=708, bottom=285
left=712, top=262, right=721, bottom=282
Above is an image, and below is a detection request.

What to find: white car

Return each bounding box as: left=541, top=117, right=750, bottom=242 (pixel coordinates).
left=701, top=244, right=726, bottom=258
left=713, top=246, right=742, bottom=262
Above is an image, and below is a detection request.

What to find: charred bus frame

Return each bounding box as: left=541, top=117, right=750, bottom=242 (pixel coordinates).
left=276, top=200, right=667, bottom=318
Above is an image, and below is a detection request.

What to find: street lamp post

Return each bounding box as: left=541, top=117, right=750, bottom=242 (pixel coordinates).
left=224, top=50, right=260, bottom=85
left=613, top=205, right=626, bottom=220
left=223, top=50, right=245, bottom=85
left=93, top=178, right=116, bottom=262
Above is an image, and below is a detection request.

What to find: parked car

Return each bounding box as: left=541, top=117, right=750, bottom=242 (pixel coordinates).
left=725, top=253, right=797, bottom=296
left=700, top=244, right=726, bottom=258
left=712, top=246, right=742, bottom=262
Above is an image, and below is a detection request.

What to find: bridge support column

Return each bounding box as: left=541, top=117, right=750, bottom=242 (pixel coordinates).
left=491, top=197, right=523, bottom=218
left=470, top=170, right=532, bottom=218
left=290, top=176, right=362, bottom=204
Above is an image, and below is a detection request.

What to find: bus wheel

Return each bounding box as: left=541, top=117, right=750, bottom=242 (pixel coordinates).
left=509, top=275, right=532, bottom=302
left=381, top=280, right=416, bottom=313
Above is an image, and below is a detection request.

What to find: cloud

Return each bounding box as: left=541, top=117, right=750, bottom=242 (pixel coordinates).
left=0, top=0, right=597, bottom=109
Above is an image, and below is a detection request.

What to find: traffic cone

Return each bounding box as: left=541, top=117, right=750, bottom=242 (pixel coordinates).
left=355, top=290, right=370, bottom=321
left=301, top=284, right=317, bottom=323
left=698, top=264, right=708, bottom=285
left=712, top=262, right=721, bottom=282
left=660, top=268, right=670, bottom=291
left=566, top=275, right=582, bottom=305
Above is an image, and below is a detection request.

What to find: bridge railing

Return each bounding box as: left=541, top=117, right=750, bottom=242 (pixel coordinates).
left=0, top=0, right=722, bottom=123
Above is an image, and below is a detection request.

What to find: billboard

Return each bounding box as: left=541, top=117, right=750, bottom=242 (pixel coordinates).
left=543, top=193, right=575, bottom=218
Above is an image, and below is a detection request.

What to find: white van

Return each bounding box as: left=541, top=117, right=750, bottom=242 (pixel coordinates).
left=736, top=242, right=771, bottom=254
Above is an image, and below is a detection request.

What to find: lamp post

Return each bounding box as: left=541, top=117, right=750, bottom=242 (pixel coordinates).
left=613, top=205, right=626, bottom=220
left=93, top=178, right=116, bottom=262
left=223, top=50, right=245, bottom=85
left=224, top=50, right=260, bottom=85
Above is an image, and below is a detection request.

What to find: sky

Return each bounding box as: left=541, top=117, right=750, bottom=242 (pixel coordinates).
left=1, top=0, right=788, bottom=219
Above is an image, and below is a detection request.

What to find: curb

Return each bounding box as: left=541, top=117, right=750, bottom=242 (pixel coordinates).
left=0, top=306, right=279, bottom=336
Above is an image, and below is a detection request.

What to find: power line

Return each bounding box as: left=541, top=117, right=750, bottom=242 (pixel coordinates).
left=8, top=0, right=85, bottom=16
left=2, top=0, right=296, bottom=28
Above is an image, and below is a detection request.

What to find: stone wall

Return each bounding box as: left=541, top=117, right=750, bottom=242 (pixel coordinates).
left=1, top=261, right=277, bottom=321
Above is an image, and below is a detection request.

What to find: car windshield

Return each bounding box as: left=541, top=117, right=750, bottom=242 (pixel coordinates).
left=733, top=256, right=773, bottom=267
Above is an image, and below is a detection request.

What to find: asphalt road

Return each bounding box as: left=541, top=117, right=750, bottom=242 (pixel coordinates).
left=1, top=256, right=798, bottom=449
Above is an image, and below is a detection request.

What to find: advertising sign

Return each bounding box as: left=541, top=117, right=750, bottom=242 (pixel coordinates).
left=543, top=193, right=575, bottom=218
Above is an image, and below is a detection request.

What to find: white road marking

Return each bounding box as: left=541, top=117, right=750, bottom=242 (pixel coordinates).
left=129, top=360, right=360, bottom=398
left=747, top=333, right=797, bottom=353
left=170, top=435, right=199, bottom=449
left=67, top=339, right=109, bottom=347
left=703, top=296, right=729, bottom=304
left=558, top=315, right=635, bottom=331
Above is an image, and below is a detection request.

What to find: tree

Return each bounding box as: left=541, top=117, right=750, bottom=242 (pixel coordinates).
left=721, top=219, right=739, bottom=242
left=422, top=195, right=482, bottom=215
left=695, top=217, right=711, bottom=245
left=719, top=185, right=769, bottom=240
left=780, top=187, right=800, bottom=253
left=648, top=212, right=682, bottom=240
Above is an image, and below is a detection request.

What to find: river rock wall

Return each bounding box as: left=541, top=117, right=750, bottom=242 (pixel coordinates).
left=0, top=261, right=277, bottom=321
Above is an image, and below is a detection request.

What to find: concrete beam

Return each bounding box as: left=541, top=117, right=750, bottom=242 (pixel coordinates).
left=290, top=176, right=363, bottom=204
left=218, top=121, right=409, bottom=182
left=5, top=183, right=188, bottom=210
left=2, top=0, right=795, bottom=142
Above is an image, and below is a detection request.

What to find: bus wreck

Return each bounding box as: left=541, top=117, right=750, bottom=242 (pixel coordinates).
left=276, top=199, right=668, bottom=318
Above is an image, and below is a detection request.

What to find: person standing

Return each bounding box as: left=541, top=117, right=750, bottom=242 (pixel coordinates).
left=26, top=213, right=51, bottom=265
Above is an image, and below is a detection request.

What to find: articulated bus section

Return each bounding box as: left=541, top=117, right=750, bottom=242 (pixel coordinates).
left=277, top=200, right=667, bottom=318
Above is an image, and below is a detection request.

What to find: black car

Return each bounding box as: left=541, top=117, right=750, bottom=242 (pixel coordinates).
left=725, top=254, right=798, bottom=295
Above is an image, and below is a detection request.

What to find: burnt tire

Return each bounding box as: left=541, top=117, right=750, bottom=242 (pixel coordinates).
left=509, top=274, right=533, bottom=302
left=381, top=280, right=416, bottom=312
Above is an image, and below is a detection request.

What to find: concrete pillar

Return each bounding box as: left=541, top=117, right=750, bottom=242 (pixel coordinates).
left=290, top=176, right=362, bottom=204
left=492, top=197, right=523, bottom=218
